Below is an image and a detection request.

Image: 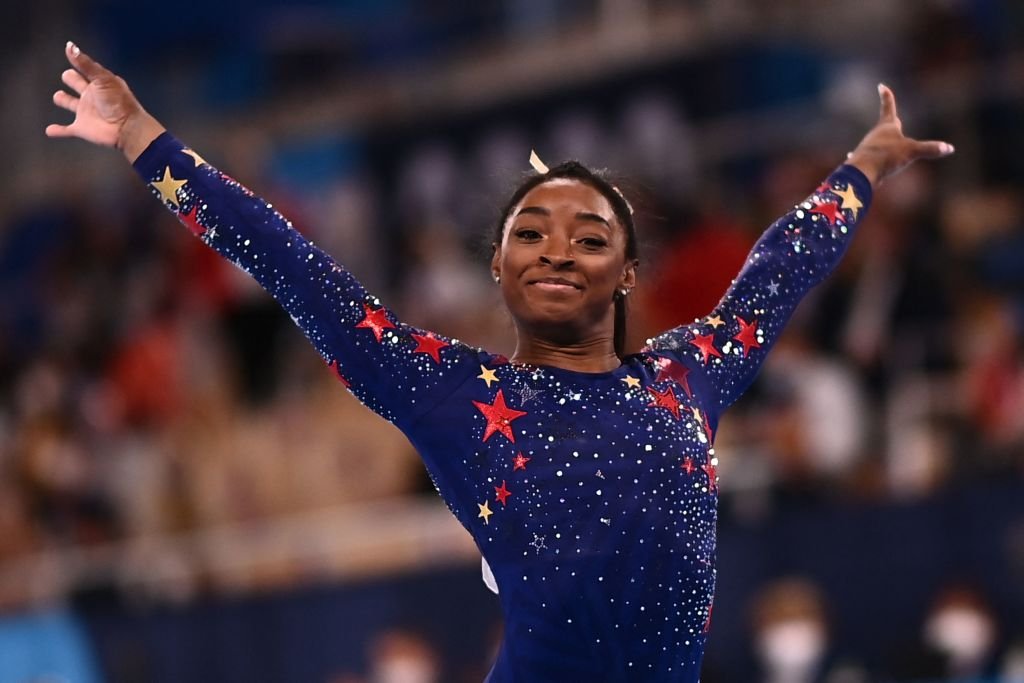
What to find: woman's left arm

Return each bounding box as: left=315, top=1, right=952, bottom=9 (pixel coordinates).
left=646, top=85, right=954, bottom=417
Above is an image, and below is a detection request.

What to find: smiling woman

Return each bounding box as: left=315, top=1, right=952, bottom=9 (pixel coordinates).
left=46, top=40, right=954, bottom=683
left=491, top=162, right=639, bottom=368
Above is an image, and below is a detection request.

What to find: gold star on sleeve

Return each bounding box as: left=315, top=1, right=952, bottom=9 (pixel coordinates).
left=151, top=166, right=187, bottom=209
left=833, top=183, right=863, bottom=219
left=621, top=375, right=640, bottom=389
left=181, top=148, right=207, bottom=167
left=477, top=365, right=499, bottom=388
left=706, top=315, right=726, bottom=329
left=478, top=500, right=494, bottom=525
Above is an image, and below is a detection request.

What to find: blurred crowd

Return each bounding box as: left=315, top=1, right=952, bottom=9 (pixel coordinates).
left=1, top=0, right=1023, bottom=681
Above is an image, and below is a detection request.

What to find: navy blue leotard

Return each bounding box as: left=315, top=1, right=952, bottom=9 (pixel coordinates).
left=134, top=133, right=871, bottom=682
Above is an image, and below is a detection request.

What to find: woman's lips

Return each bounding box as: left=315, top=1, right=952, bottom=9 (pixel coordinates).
left=532, top=282, right=581, bottom=292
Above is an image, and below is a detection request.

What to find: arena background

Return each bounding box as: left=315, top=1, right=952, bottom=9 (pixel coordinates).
left=1, top=1, right=1023, bottom=681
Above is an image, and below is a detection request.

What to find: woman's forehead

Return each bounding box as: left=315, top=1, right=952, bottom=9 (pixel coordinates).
left=513, top=178, right=617, bottom=219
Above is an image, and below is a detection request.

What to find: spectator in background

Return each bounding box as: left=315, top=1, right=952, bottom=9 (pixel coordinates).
left=887, top=584, right=1001, bottom=681
left=367, top=629, right=440, bottom=683
left=750, top=577, right=868, bottom=683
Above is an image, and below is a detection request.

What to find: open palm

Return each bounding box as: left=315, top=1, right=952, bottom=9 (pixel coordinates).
left=46, top=42, right=144, bottom=148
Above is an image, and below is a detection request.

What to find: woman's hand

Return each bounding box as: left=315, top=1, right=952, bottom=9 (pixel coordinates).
left=846, top=84, right=954, bottom=187
left=45, top=41, right=165, bottom=162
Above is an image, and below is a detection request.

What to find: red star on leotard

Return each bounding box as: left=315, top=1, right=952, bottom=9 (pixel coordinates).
left=731, top=316, right=762, bottom=358
left=811, top=200, right=842, bottom=226
left=689, top=332, right=722, bottom=365
left=178, top=203, right=206, bottom=237
left=512, top=452, right=531, bottom=471
left=472, top=389, right=527, bottom=443
left=647, top=385, right=682, bottom=420
left=411, top=332, right=449, bottom=363
left=494, top=480, right=512, bottom=506
left=681, top=457, right=696, bottom=475
left=355, top=304, right=396, bottom=342
left=328, top=360, right=351, bottom=388
left=654, top=357, right=692, bottom=398
left=704, top=602, right=714, bottom=633
left=702, top=461, right=719, bottom=494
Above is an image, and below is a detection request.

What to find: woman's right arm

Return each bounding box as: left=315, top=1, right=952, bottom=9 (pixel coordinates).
left=47, top=43, right=478, bottom=428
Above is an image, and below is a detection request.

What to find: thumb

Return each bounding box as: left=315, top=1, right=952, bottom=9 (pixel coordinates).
left=911, top=139, right=956, bottom=160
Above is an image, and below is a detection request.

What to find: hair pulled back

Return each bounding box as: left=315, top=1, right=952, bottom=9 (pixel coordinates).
left=493, top=161, right=638, bottom=358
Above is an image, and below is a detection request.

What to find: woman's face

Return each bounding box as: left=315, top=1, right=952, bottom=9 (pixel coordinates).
left=491, top=179, right=636, bottom=343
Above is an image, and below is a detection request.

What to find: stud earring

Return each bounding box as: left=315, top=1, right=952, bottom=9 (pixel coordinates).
left=494, top=275, right=501, bottom=284
left=619, top=288, right=630, bottom=296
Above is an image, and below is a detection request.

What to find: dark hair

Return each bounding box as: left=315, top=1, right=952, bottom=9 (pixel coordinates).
left=493, top=161, right=639, bottom=358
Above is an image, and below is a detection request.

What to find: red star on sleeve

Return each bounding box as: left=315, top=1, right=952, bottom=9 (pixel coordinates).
left=810, top=200, right=842, bottom=226
left=355, top=304, right=396, bottom=342
left=178, top=203, right=207, bottom=237
left=647, top=385, right=682, bottom=420
left=702, top=461, right=719, bottom=494
left=681, top=457, right=696, bottom=474
left=688, top=332, right=722, bottom=365
left=472, top=389, right=527, bottom=443
left=512, top=452, right=531, bottom=471
left=411, top=332, right=449, bottom=363
left=655, top=357, right=692, bottom=398
left=731, top=316, right=762, bottom=357
left=494, top=480, right=512, bottom=506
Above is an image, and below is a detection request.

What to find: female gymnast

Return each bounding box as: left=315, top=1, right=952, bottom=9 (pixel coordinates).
left=47, top=41, right=954, bottom=682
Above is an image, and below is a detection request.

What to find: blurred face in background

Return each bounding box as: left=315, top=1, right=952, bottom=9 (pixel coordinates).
left=923, top=588, right=997, bottom=675
left=368, top=630, right=439, bottom=683
left=752, top=579, right=830, bottom=683
left=492, top=179, right=635, bottom=345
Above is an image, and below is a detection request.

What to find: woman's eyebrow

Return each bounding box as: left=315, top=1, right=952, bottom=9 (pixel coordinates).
left=576, top=212, right=611, bottom=228
left=515, top=206, right=550, bottom=217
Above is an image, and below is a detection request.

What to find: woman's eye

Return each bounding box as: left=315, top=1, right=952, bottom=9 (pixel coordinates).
left=578, top=238, right=608, bottom=249
left=515, top=229, right=541, bottom=240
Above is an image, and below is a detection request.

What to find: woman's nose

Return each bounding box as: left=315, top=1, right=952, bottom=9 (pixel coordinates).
left=539, top=253, right=575, bottom=268
left=540, top=237, right=575, bottom=267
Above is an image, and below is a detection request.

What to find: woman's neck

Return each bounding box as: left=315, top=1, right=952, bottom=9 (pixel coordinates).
left=510, top=335, right=621, bottom=373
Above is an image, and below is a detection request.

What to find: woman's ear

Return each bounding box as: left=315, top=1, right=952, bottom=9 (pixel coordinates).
left=490, top=243, right=501, bottom=281
left=621, top=259, right=639, bottom=291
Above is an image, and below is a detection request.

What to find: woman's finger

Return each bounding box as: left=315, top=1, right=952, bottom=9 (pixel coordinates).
left=911, top=139, right=956, bottom=160
left=65, top=41, right=108, bottom=81
left=61, top=68, right=88, bottom=95
left=878, top=84, right=900, bottom=124
left=53, top=89, right=79, bottom=113
left=44, top=123, right=76, bottom=138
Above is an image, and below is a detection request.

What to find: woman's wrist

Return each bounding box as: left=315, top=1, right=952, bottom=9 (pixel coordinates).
left=117, top=111, right=166, bottom=163
left=844, top=148, right=885, bottom=189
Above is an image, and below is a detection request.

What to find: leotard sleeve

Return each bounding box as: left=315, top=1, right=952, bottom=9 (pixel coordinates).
left=133, top=132, right=478, bottom=430
left=645, top=164, right=872, bottom=423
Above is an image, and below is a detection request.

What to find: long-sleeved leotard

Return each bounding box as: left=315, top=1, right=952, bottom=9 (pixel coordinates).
left=134, top=132, right=871, bottom=683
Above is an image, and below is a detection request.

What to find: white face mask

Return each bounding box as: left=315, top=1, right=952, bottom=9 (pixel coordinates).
left=372, top=656, right=437, bottom=683
left=924, top=607, right=995, bottom=666
left=756, top=619, right=826, bottom=676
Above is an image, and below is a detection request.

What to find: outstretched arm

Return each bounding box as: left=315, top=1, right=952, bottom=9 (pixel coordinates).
left=47, top=42, right=478, bottom=428
left=646, top=85, right=953, bottom=421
